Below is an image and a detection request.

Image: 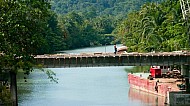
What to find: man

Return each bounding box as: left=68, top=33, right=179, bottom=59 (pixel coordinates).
left=114, top=44, right=117, bottom=54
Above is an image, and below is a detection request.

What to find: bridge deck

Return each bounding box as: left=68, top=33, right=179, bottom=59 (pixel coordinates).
left=36, top=52, right=190, bottom=58
left=34, top=52, right=190, bottom=68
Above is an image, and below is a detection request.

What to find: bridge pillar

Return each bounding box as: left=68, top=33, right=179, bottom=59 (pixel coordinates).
left=181, top=64, right=190, bottom=93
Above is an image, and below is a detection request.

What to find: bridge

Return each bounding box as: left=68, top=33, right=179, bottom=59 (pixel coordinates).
left=35, top=51, right=190, bottom=68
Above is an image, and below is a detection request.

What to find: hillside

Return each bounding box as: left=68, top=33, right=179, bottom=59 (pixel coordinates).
left=51, top=0, right=164, bottom=17
left=46, top=0, right=167, bottom=51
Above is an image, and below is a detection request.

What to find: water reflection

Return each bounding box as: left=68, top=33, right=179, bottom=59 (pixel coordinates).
left=128, top=87, right=165, bottom=106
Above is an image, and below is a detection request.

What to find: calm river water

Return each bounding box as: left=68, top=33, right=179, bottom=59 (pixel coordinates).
left=17, top=45, right=165, bottom=106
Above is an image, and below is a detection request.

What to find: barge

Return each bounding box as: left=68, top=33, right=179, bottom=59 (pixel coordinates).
left=128, top=66, right=190, bottom=105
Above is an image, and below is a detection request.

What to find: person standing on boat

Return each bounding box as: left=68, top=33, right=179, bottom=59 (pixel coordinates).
left=155, top=80, right=159, bottom=93
left=114, top=44, right=117, bottom=54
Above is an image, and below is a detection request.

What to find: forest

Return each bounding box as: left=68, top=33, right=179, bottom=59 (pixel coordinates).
left=49, top=0, right=166, bottom=53
left=114, top=0, right=188, bottom=52
left=1, top=0, right=185, bottom=54
left=51, top=0, right=164, bottom=17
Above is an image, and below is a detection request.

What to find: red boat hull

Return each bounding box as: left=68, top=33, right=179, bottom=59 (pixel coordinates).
left=128, top=73, right=169, bottom=97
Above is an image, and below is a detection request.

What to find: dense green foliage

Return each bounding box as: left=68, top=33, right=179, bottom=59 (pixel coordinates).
left=0, top=1, right=52, bottom=72
left=51, top=0, right=164, bottom=18
left=0, top=1, right=58, bottom=104
left=57, top=12, right=115, bottom=49
left=50, top=0, right=165, bottom=50
left=114, top=0, right=188, bottom=52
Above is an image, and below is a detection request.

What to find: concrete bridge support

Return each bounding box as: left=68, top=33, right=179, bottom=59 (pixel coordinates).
left=181, top=64, right=190, bottom=93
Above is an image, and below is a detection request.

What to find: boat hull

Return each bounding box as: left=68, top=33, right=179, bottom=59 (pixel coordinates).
left=128, top=73, right=169, bottom=97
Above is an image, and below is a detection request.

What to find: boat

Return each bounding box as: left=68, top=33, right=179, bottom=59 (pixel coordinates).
left=128, top=66, right=190, bottom=105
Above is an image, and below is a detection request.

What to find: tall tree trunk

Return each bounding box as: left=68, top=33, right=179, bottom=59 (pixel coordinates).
left=10, top=71, right=18, bottom=106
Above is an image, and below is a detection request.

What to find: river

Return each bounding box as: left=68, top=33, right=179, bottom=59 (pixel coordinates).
left=17, top=45, right=165, bottom=106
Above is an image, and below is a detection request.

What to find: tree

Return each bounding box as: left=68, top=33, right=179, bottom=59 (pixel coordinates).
left=113, top=0, right=187, bottom=52
left=0, top=1, right=57, bottom=105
